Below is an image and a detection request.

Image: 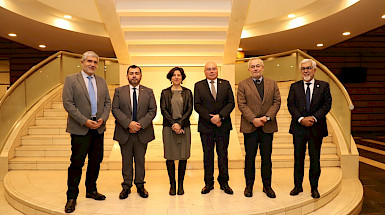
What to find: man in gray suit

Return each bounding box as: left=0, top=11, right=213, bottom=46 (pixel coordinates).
left=62, top=51, right=111, bottom=213
left=112, top=65, right=157, bottom=199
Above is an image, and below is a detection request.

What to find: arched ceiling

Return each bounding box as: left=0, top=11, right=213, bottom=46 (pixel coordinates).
left=0, top=0, right=384, bottom=59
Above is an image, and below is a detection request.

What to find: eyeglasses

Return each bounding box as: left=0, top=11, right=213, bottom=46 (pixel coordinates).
left=300, top=66, right=313, bottom=71
left=205, top=67, right=217, bottom=72
left=250, top=64, right=262, bottom=69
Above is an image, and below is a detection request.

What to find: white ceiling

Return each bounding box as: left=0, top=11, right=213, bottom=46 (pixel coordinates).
left=0, top=0, right=384, bottom=58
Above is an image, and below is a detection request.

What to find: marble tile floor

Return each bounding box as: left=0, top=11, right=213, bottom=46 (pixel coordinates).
left=3, top=168, right=342, bottom=215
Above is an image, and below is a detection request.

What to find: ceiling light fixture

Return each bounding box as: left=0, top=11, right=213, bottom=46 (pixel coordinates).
left=64, top=15, right=72, bottom=19
left=39, top=45, right=46, bottom=48
left=382, top=14, right=385, bottom=18
left=288, top=14, right=295, bottom=18
left=317, top=44, right=324, bottom=47
left=342, top=32, right=351, bottom=36
left=8, top=33, right=17, bottom=37
left=238, top=48, right=243, bottom=51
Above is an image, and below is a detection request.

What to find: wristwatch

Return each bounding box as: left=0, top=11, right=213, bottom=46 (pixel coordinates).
left=266, top=116, right=271, bottom=121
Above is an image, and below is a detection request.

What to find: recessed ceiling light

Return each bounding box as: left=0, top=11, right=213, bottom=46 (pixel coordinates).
left=382, top=14, right=385, bottom=18
left=39, top=45, right=46, bottom=48
left=238, top=48, right=243, bottom=51
left=288, top=14, right=295, bottom=18
left=317, top=44, right=324, bottom=47
left=342, top=32, right=351, bottom=36
left=64, top=15, right=72, bottom=19
left=8, top=33, right=17, bottom=37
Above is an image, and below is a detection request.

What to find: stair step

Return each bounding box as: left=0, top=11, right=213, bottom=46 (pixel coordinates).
left=21, top=135, right=114, bottom=146
left=14, top=145, right=113, bottom=157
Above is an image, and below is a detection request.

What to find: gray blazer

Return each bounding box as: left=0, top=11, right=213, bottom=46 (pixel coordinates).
left=62, top=72, right=111, bottom=135
left=112, top=85, right=157, bottom=144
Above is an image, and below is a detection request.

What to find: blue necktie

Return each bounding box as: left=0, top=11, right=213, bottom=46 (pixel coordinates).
left=132, top=87, right=137, bottom=121
left=87, top=76, right=97, bottom=116
left=306, top=83, right=311, bottom=112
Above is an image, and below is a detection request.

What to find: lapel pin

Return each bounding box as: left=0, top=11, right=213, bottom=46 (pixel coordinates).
left=316, top=85, right=319, bottom=88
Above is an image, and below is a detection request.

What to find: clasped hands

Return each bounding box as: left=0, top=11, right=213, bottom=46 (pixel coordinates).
left=210, top=114, right=222, bottom=127
left=172, top=123, right=185, bottom=134
left=300, top=116, right=315, bottom=127
left=128, top=121, right=142, bottom=133
left=252, top=116, right=268, bottom=128
left=85, top=119, right=103, bottom=129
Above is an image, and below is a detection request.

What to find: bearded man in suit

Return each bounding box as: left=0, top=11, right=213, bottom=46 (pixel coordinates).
left=112, top=65, right=157, bottom=199
left=287, top=59, right=332, bottom=199
left=62, top=51, right=111, bottom=213
left=194, top=61, right=235, bottom=195
left=237, top=57, right=281, bottom=198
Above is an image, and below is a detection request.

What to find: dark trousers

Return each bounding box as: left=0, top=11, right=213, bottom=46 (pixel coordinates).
left=67, top=129, right=104, bottom=200
left=244, top=129, right=273, bottom=187
left=120, top=134, right=148, bottom=189
left=200, top=131, right=230, bottom=186
left=293, top=132, right=323, bottom=189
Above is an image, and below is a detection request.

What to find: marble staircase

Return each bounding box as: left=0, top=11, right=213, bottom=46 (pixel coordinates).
left=9, top=82, right=340, bottom=171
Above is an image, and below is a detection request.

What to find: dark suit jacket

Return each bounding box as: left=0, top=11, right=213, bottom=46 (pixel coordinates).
left=160, top=86, right=193, bottom=128
left=287, top=79, right=332, bottom=137
left=194, top=78, right=235, bottom=133
left=62, top=72, right=111, bottom=135
left=112, top=85, right=157, bottom=144
left=237, top=77, right=281, bottom=133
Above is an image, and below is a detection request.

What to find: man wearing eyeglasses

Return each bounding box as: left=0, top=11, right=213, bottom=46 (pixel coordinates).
left=237, top=57, right=281, bottom=198
left=194, top=61, right=235, bottom=195
left=287, top=59, right=332, bottom=199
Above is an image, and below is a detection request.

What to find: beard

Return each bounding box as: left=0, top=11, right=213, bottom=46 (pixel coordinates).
left=303, top=75, right=312, bottom=82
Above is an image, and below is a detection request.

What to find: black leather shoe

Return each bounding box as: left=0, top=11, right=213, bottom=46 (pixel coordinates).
left=119, top=188, right=131, bottom=199
left=137, top=186, right=149, bottom=198
left=263, top=186, right=276, bottom=198
left=201, top=185, right=214, bottom=194
left=244, top=186, right=253, bottom=197
left=64, top=199, right=76, bottom=213
left=290, top=187, right=303, bottom=196
left=220, top=184, right=234, bottom=194
left=311, top=189, right=320, bottom=198
left=86, top=191, right=106, bottom=200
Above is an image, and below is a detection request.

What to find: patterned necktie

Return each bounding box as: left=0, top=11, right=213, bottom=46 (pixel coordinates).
left=87, top=76, right=97, bottom=116
left=132, top=87, right=137, bottom=121
left=210, top=80, right=216, bottom=100
left=306, top=83, right=311, bottom=112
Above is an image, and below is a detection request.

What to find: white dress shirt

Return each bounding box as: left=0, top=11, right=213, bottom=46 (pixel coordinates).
left=129, top=84, right=140, bottom=110
left=207, top=78, right=218, bottom=94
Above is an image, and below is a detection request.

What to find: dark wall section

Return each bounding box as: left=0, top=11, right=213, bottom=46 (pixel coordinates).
left=0, top=37, right=55, bottom=85
left=308, top=25, right=385, bottom=135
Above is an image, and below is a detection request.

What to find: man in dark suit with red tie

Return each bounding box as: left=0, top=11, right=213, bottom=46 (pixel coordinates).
left=287, top=59, right=332, bottom=199
left=194, top=61, right=235, bottom=194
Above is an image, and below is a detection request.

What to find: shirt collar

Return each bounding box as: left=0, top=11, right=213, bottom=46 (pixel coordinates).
left=252, top=76, right=263, bottom=82
left=304, top=78, right=315, bottom=85
left=129, top=84, right=140, bottom=90
left=81, top=70, right=94, bottom=79
left=207, top=78, right=217, bottom=84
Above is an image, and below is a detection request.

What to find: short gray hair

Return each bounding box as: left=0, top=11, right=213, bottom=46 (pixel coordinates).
left=299, top=59, right=316, bottom=70
left=82, top=51, right=99, bottom=62
left=248, top=57, right=264, bottom=68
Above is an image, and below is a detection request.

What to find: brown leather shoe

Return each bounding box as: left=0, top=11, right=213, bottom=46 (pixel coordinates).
left=64, top=199, right=76, bottom=213
left=244, top=186, right=253, bottom=197
left=290, top=187, right=303, bottom=196
left=119, top=188, right=131, bottom=199
left=137, top=186, right=149, bottom=198
left=201, top=185, right=214, bottom=194
left=263, top=186, right=276, bottom=198
left=220, top=184, right=234, bottom=194
left=86, top=191, right=106, bottom=200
